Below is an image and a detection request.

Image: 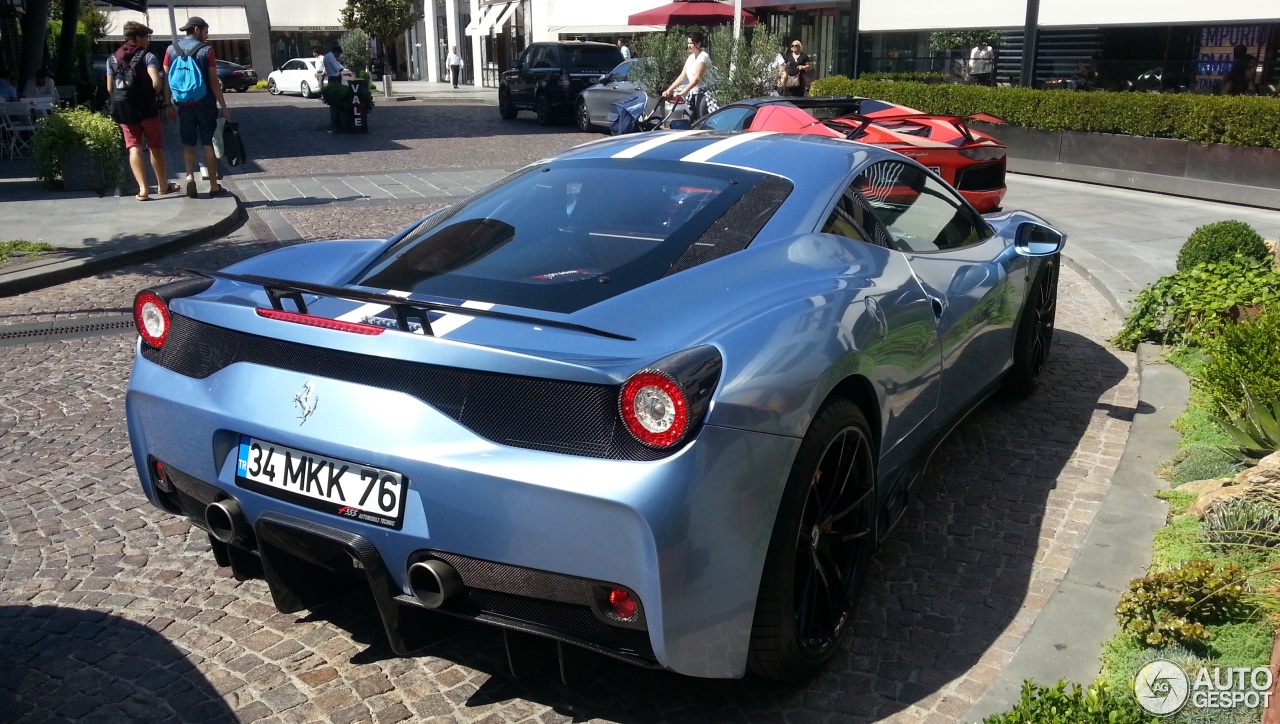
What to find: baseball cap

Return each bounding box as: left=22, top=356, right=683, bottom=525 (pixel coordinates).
left=179, top=16, right=208, bottom=31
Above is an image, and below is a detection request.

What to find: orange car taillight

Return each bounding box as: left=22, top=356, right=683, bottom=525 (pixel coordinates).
left=134, top=291, right=171, bottom=349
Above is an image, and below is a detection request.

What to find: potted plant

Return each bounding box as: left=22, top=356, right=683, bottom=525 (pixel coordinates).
left=320, top=76, right=375, bottom=133
left=31, top=107, right=124, bottom=194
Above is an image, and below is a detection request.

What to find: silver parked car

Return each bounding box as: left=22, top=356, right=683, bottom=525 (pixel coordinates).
left=575, top=59, right=658, bottom=133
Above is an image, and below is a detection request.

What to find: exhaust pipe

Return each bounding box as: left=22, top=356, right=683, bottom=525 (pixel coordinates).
left=206, top=499, right=247, bottom=544
left=408, top=559, right=463, bottom=609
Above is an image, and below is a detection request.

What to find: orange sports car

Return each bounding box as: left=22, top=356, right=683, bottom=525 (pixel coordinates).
left=693, top=96, right=1008, bottom=212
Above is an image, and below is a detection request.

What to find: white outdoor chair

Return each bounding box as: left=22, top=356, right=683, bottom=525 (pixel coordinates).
left=1, top=102, right=37, bottom=160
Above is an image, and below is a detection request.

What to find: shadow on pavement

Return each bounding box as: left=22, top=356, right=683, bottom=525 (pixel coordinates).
left=0, top=605, right=235, bottom=722
left=278, top=328, right=1131, bottom=722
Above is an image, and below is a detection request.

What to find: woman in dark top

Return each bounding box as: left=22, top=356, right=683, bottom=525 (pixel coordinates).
left=783, top=40, right=812, bottom=98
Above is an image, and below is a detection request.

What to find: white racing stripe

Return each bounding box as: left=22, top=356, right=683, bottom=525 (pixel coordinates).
left=611, top=130, right=704, bottom=159
left=679, top=131, right=777, bottom=163
left=335, top=289, right=411, bottom=322
left=430, top=300, right=496, bottom=336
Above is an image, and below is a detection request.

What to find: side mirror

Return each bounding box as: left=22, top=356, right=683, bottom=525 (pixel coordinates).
left=509, top=60, right=520, bottom=69
left=1014, top=222, right=1065, bottom=257
left=598, top=73, right=610, bottom=84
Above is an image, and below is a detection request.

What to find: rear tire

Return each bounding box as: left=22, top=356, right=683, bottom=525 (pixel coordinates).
left=300, top=81, right=313, bottom=99
left=234, top=86, right=247, bottom=93
left=535, top=94, right=554, bottom=126
left=498, top=89, right=517, bottom=120
left=1003, top=258, right=1059, bottom=397
left=576, top=99, right=594, bottom=133
left=748, top=399, right=876, bottom=682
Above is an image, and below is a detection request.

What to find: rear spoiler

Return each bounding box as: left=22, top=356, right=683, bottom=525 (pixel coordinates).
left=184, top=268, right=636, bottom=341
left=830, top=111, right=1007, bottom=144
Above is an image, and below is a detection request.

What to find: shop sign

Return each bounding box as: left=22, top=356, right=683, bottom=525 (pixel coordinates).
left=1195, top=25, right=1269, bottom=90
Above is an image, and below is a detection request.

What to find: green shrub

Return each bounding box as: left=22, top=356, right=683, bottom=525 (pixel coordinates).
left=1215, top=388, right=1280, bottom=463
left=251, top=80, right=269, bottom=90
left=805, top=78, right=1280, bottom=148
left=1116, top=559, right=1248, bottom=647
left=1205, top=620, right=1276, bottom=667
left=0, top=240, right=54, bottom=265
left=1112, top=256, right=1280, bottom=350
left=981, top=679, right=1155, bottom=723
left=1177, top=221, right=1270, bottom=271
left=1152, top=514, right=1209, bottom=569
left=31, top=107, right=124, bottom=191
left=1097, top=637, right=1205, bottom=695
left=1198, top=309, right=1280, bottom=415
left=1161, top=445, right=1241, bottom=486
left=1202, top=498, right=1280, bottom=554
left=857, top=72, right=948, bottom=84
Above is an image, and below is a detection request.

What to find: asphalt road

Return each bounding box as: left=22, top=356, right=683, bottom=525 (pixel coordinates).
left=0, top=93, right=1140, bottom=723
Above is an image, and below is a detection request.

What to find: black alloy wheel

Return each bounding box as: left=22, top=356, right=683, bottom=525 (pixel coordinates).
left=535, top=94, right=553, bottom=126
left=1003, top=259, right=1059, bottom=397
left=749, top=399, right=876, bottom=681
left=498, top=89, right=517, bottom=119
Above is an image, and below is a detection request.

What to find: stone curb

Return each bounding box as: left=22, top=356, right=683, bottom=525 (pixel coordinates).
left=0, top=199, right=245, bottom=298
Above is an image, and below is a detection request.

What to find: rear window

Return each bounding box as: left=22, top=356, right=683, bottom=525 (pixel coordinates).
left=356, top=160, right=784, bottom=313
left=566, top=46, right=625, bottom=71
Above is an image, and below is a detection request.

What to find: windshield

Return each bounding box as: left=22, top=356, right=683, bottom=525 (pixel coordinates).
left=355, top=160, right=782, bottom=313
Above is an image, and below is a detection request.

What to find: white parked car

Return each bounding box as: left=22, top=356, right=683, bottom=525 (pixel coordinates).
left=267, top=57, right=354, bottom=98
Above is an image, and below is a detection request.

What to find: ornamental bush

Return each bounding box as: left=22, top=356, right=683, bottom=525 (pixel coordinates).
left=1115, top=559, right=1248, bottom=648
left=1198, top=308, right=1280, bottom=415
left=1112, top=256, right=1280, bottom=350
left=804, top=78, right=1280, bottom=148
left=31, top=107, right=124, bottom=191
left=981, top=680, right=1155, bottom=724
left=1177, top=221, right=1270, bottom=271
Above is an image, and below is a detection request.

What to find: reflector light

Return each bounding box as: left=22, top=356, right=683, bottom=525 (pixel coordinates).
left=608, top=588, right=638, bottom=620
left=619, top=371, right=688, bottom=448
left=134, top=291, right=171, bottom=348
left=256, top=308, right=386, bottom=335
left=153, top=460, right=173, bottom=492
left=959, top=146, right=1006, bottom=161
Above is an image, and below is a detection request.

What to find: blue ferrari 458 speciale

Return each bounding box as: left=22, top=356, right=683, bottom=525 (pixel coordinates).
left=126, top=130, right=1064, bottom=682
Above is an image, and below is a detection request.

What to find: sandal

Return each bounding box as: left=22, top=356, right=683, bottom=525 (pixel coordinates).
left=185, top=180, right=197, bottom=198
left=208, top=186, right=227, bottom=197
left=160, top=182, right=182, bottom=195
left=135, top=194, right=151, bottom=201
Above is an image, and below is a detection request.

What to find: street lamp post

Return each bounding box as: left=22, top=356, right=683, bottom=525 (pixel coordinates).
left=1021, top=0, right=1040, bottom=87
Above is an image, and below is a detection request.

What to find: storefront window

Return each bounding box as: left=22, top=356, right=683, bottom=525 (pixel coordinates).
left=270, top=32, right=343, bottom=70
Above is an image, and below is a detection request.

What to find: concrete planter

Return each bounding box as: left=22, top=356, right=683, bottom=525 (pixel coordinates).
left=970, top=123, right=1280, bottom=210
left=60, top=153, right=108, bottom=194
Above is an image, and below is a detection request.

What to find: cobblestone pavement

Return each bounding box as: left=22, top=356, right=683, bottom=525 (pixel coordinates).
left=1, top=98, right=1140, bottom=722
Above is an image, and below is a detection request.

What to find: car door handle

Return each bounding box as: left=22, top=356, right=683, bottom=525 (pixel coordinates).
left=929, top=297, right=946, bottom=319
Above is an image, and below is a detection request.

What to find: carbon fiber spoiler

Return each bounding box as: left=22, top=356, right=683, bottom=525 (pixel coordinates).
left=183, top=268, right=636, bottom=341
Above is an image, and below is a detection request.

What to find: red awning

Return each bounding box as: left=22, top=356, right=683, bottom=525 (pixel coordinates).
left=628, top=0, right=757, bottom=28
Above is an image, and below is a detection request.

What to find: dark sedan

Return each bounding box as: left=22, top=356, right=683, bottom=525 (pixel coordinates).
left=216, top=60, right=258, bottom=93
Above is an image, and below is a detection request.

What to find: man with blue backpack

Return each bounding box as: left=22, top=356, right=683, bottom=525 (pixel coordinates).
left=164, top=16, right=231, bottom=197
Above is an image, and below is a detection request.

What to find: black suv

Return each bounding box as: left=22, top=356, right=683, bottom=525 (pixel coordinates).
left=500, top=41, right=624, bottom=126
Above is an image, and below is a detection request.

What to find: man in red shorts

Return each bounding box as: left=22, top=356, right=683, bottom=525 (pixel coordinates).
left=107, top=21, right=178, bottom=200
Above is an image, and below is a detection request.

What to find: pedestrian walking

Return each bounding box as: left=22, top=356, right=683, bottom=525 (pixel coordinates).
left=108, top=21, right=178, bottom=201
left=782, top=40, right=812, bottom=97
left=617, top=38, right=631, bottom=61
left=447, top=46, right=463, bottom=88
left=662, top=31, right=711, bottom=124
left=164, top=16, right=231, bottom=198
left=969, top=41, right=994, bottom=85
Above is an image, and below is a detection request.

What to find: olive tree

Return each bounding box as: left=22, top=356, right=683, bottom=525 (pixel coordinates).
left=340, top=28, right=373, bottom=78
left=340, top=0, right=420, bottom=96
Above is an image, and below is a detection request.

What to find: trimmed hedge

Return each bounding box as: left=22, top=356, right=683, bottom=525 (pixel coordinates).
left=806, top=77, right=1280, bottom=148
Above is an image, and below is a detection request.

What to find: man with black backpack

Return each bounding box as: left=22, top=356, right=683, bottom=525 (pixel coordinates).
left=164, top=16, right=231, bottom=198
left=107, top=21, right=178, bottom=201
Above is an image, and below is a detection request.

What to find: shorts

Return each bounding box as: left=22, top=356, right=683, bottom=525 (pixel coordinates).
left=178, top=103, right=218, bottom=147
left=121, top=116, right=163, bottom=150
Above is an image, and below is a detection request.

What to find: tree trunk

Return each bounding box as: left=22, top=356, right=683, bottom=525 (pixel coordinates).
left=56, top=0, right=79, bottom=86
left=19, top=0, right=52, bottom=88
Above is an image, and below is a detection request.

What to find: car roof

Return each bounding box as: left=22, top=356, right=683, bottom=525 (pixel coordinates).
left=539, top=40, right=618, bottom=47
left=554, top=130, right=889, bottom=190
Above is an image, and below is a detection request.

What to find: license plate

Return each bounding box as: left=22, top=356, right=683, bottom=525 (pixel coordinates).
left=236, top=436, right=406, bottom=529
left=926, top=165, right=942, bottom=176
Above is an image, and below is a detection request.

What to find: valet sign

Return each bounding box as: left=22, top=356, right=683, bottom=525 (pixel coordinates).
left=1134, top=660, right=1273, bottom=716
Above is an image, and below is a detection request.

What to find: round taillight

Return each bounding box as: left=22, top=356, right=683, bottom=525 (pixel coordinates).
left=619, top=371, right=688, bottom=448
left=134, top=291, right=171, bottom=348
left=608, top=588, right=638, bottom=621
